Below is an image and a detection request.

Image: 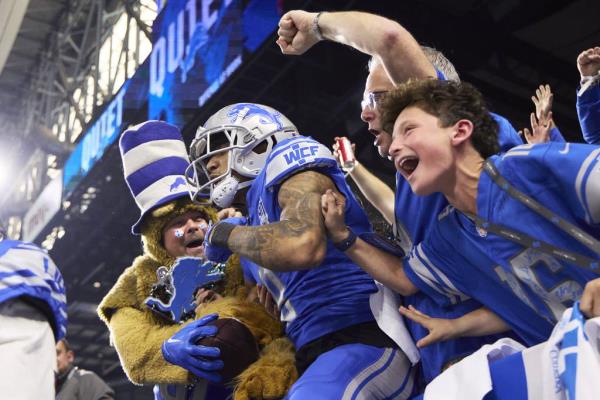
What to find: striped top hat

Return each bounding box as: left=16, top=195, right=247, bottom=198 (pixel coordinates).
left=120, top=121, right=191, bottom=235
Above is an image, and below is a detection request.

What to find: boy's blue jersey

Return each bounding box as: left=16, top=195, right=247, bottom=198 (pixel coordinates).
left=243, top=136, right=378, bottom=349
left=477, top=142, right=600, bottom=320
left=577, top=84, right=600, bottom=145
left=404, top=142, right=600, bottom=346
left=395, top=111, right=523, bottom=382
left=0, top=240, right=67, bottom=340
left=404, top=210, right=557, bottom=346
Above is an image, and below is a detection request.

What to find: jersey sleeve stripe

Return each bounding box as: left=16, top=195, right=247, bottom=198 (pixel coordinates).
left=407, top=246, right=459, bottom=302
left=574, top=148, right=600, bottom=224
left=415, top=244, right=469, bottom=303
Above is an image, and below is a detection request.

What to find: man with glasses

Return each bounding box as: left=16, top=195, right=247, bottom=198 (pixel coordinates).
left=277, top=9, right=523, bottom=385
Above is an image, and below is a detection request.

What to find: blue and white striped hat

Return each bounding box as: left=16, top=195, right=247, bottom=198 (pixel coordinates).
left=120, top=121, right=191, bottom=235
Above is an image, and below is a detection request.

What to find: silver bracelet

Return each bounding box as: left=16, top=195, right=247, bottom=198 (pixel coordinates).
left=312, top=12, right=324, bottom=41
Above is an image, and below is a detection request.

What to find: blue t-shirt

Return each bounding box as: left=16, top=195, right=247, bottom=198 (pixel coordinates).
left=394, top=103, right=524, bottom=382
left=0, top=240, right=67, bottom=340
left=404, top=142, right=600, bottom=346
left=577, top=84, right=600, bottom=145
left=242, top=136, right=378, bottom=349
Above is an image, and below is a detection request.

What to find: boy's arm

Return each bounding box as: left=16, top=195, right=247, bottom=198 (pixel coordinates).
left=399, top=305, right=510, bottom=348
left=347, top=161, right=395, bottom=225
left=321, top=189, right=417, bottom=296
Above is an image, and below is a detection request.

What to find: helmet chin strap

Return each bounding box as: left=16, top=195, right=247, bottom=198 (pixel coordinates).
left=210, top=174, right=254, bottom=208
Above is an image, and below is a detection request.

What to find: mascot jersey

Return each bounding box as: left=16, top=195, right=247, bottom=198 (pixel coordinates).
left=243, top=136, right=378, bottom=349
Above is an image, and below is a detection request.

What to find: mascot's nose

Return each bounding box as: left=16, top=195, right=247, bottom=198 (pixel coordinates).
left=185, top=220, right=206, bottom=235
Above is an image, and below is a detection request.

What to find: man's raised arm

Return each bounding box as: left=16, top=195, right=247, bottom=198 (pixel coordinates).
left=276, top=10, right=437, bottom=84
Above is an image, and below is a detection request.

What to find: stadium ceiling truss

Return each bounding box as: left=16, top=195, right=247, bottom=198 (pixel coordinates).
left=0, top=0, right=156, bottom=236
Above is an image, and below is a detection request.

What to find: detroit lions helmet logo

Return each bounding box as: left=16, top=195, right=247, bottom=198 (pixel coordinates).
left=169, top=177, right=186, bottom=192
left=227, top=103, right=284, bottom=131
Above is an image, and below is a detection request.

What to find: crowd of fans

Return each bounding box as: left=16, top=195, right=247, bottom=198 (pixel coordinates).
left=1, top=8, right=598, bottom=400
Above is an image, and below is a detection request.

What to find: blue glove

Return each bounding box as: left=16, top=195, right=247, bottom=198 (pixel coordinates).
left=162, top=313, right=224, bottom=382
left=204, top=217, right=247, bottom=263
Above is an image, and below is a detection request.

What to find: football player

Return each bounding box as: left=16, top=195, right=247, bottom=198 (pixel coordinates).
left=189, top=103, right=417, bottom=399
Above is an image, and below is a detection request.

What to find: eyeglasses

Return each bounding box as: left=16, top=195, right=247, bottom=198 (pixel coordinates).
left=360, top=91, right=388, bottom=110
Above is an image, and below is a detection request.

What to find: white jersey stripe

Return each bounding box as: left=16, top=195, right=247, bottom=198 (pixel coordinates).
left=416, top=244, right=469, bottom=302
left=574, top=148, right=600, bottom=224
left=353, top=349, right=414, bottom=400
left=341, top=348, right=394, bottom=400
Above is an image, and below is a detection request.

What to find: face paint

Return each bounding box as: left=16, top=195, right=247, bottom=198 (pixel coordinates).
left=174, top=229, right=184, bottom=238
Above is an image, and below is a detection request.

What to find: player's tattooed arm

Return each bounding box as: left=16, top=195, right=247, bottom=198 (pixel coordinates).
left=226, top=170, right=335, bottom=271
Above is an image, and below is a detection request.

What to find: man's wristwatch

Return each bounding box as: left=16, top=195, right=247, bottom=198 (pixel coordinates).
left=332, top=227, right=357, bottom=252
left=312, top=12, right=325, bottom=41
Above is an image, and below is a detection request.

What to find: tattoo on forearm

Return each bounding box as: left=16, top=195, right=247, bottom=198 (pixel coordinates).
left=227, top=171, right=336, bottom=269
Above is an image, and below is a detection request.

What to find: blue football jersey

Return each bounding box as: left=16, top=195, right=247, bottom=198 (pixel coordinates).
left=476, top=142, right=600, bottom=320
left=404, top=142, right=600, bottom=346
left=243, top=136, right=378, bottom=349
left=577, top=84, right=600, bottom=145
left=395, top=110, right=524, bottom=382
left=549, top=127, right=566, bottom=143
left=0, top=240, right=67, bottom=340
left=403, top=211, right=556, bottom=346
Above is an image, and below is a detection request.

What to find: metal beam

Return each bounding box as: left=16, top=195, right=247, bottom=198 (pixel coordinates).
left=0, top=0, right=156, bottom=225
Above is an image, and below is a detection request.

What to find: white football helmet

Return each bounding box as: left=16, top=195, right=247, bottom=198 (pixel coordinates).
left=186, top=103, right=299, bottom=207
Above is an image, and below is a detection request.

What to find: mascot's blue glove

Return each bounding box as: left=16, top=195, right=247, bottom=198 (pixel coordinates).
left=204, top=217, right=247, bottom=263
left=162, top=313, right=224, bottom=382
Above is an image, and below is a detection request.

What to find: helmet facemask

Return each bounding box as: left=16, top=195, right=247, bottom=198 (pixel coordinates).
left=186, top=126, right=241, bottom=207
left=187, top=103, right=299, bottom=208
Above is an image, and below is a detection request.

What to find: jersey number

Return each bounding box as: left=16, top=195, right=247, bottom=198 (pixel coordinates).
left=495, top=248, right=583, bottom=323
